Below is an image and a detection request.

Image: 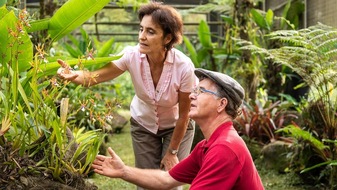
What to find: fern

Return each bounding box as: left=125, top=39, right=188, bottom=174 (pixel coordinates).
left=277, top=125, right=328, bottom=151
left=239, top=23, right=337, bottom=187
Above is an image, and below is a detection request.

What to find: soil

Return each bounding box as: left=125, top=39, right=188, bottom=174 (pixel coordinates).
left=0, top=143, right=97, bottom=190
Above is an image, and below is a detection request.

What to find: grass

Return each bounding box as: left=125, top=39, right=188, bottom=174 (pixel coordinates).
left=88, top=110, right=313, bottom=190
left=88, top=110, right=190, bottom=189
left=89, top=110, right=137, bottom=190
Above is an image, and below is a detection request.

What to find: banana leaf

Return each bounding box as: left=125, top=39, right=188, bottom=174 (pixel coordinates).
left=27, top=18, right=49, bottom=32
left=48, top=0, right=111, bottom=42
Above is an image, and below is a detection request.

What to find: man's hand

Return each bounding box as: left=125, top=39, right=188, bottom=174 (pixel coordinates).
left=57, top=59, right=78, bottom=81
left=92, top=147, right=126, bottom=179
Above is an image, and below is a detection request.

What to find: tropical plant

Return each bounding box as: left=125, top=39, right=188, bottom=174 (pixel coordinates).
left=238, top=23, right=337, bottom=189
left=62, top=27, right=119, bottom=59
left=234, top=88, right=300, bottom=145
left=183, top=0, right=305, bottom=102
left=0, top=0, right=123, bottom=188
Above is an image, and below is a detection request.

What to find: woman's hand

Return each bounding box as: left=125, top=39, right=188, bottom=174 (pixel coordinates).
left=57, top=59, right=78, bottom=81
left=160, top=153, right=179, bottom=171
left=92, top=147, right=126, bottom=178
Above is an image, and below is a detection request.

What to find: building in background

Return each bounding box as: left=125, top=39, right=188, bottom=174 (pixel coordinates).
left=263, top=0, right=337, bottom=28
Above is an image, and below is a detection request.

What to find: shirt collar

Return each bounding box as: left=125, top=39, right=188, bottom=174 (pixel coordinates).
left=139, top=47, right=174, bottom=65
left=202, top=121, right=233, bottom=150
left=165, top=48, right=174, bottom=64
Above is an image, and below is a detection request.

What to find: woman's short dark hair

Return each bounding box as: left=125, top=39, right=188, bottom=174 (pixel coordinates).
left=138, top=2, right=183, bottom=50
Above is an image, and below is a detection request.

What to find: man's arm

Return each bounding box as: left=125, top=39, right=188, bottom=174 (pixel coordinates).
left=92, top=147, right=184, bottom=189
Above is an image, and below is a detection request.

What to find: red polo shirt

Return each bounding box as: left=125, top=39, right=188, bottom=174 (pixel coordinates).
left=169, top=121, right=264, bottom=190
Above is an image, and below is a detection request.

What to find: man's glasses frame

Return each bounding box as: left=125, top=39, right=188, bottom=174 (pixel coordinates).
left=192, top=86, right=220, bottom=97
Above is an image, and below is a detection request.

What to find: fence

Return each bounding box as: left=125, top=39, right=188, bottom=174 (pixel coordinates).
left=26, top=2, right=224, bottom=43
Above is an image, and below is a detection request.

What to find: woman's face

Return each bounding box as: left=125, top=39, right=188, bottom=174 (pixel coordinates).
left=138, top=15, right=171, bottom=55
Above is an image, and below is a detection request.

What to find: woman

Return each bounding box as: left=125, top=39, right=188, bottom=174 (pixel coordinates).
left=57, top=2, right=196, bottom=189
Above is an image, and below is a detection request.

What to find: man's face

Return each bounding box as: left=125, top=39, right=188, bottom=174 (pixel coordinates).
left=189, top=78, right=220, bottom=121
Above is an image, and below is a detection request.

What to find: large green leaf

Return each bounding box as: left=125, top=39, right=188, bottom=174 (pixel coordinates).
left=197, top=48, right=210, bottom=64
left=0, top=4, right=7, bottom=17
left=0, top=0, right=5, bottom=7
left=48, top=0, right=111, bottom=42
left=63, top=43, right=83, bottom=58
left=97, top=38, right=115, bottom=57
left=281, top=0, right=291, bottom=29
left=265, top=9, right=274, bottom=31
left=27, top=18, right=50, bottom=33
left=183, top=36, right=199, bottom=67
left=0, top=7, right=33, bottom=73
left=250, top=9, right=268, bottom=30
left=198, top=20, right=212, bottom=48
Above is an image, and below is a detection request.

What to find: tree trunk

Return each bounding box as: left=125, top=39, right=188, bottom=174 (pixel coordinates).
left=234, top=0, right=257, bottom=101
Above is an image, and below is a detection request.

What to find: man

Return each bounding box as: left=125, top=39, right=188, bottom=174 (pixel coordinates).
left=92, top=68, right=264, bottom=190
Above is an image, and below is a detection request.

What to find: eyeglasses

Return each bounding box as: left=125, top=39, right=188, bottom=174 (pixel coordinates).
left=192, top=86, right=220, bottom=97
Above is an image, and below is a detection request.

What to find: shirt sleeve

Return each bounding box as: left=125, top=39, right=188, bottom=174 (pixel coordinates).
left=190, top=144, right=243, bottom=190
left=169, top=143, right=203, bottom=184
left=113, top=46, right=134, bottom=71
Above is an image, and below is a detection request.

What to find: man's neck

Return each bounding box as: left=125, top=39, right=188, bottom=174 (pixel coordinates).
left=198, top=115, right=232, bottom=140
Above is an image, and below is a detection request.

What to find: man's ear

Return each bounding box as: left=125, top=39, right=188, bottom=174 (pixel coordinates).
left=217, top=98, right=227, bottom=113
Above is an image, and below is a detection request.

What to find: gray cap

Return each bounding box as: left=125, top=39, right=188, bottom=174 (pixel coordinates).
left=194, top=68, right=245, bottom=106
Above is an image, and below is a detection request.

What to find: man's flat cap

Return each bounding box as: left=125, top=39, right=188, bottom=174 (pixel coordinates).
left=195, top=68, right=245, bottom=106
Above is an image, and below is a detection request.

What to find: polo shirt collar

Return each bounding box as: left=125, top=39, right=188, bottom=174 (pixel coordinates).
left=202, top=121, right=233, bottom=150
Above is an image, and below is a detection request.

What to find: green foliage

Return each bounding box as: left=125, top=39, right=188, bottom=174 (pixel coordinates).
left=0, top=5, right=33, bottom=74
left=63, top=81, right=123, bottom=132
left=0, top=0, right=122, bottom=187
left=95, top=37, right=116, bottom=57
left=183, top=36, right=199, bottom=67
left=182, top=0, right=304, bottom=101
left=61, top=27, right=119, bottom=60
left=277, top=125, right=329, bottom=153
left=53, top=27, right=127, bottom=133
left=198, top=20, right=213, bottom=48
left=116, top=0, right=149, bottom=10
left=0, top=0, right=6, bottom=7
left=28, top=0, right=111, bottom=43
left=239, top=23, right=337, bottom=189
left=251, top=9, right=274, bottom=31
left=183, top=0, right=232, bottom=14
left=234, top=88, right=299, bottom=144
left=183, top=19, right=238, bottom=72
